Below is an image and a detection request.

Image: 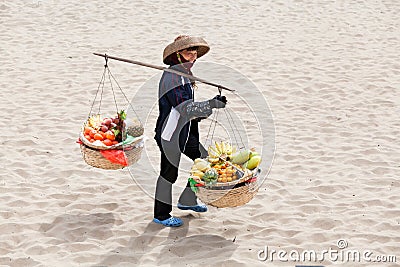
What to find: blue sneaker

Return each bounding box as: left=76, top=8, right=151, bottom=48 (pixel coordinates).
left=177, top=203, right=208, bottom=212
left=153, top=217, right=183, bottom=227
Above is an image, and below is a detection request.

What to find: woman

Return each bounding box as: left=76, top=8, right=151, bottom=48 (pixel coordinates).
left=153, top=35, right=227, bottom=227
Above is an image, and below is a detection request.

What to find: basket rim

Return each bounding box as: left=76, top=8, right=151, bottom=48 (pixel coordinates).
left=190, top=168, right=260, bottom=189
left=79, top=131, right=144, bottom=150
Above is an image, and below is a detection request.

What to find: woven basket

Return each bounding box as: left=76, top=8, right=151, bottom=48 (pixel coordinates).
left=193, top=168, right=260, bottom=208
left=80, top=137, right=144, bottom=170
left=195, top=178, right=259, bottom=208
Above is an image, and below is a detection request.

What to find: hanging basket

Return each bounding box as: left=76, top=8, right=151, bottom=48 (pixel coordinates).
left=191, top=169, right=260, bottom=208
left=188, top=107, right=263, bottom=208
left=79, top=132, right=144, bottom=170
left=80, top=143, right=143, bottom=170
left=78, top=54, right=145, bottom=170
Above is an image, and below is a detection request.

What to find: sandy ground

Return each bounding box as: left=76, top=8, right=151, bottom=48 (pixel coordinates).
left=0, top=0, right=399, bottom=266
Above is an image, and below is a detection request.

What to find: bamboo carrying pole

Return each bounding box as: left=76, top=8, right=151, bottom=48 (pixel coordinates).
left=93, top=53, right=235, bottom=92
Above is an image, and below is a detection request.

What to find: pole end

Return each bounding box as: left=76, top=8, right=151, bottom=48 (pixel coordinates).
left=93, top=53, right=105, bottom=57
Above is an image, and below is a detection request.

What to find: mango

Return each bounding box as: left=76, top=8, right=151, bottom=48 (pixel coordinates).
left=244, top=155, right=261, bottom=170
left=193, top=158, right=210, bottom=172
left=231, top=149, right=251, bottom=164
left=250, top=151, right=259, bottom=158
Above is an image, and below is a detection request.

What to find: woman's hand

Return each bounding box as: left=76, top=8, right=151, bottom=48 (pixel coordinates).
left=209, top=95, right=227, bottom=109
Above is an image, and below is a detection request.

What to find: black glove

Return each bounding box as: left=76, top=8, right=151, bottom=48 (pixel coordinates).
left=192, top=117, right=206, bottom=122
left=209, top=95, right=227, bottom=109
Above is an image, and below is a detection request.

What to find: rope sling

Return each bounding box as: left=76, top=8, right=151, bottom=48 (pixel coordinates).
left=79, top=55, right=144, bottom=170
left=204, top=92, right=246, bottom=151
left=88, top=55, right=142, bottom=126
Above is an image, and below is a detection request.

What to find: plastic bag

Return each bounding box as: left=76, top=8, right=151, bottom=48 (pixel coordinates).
left=100, top=149, right=128, bottom=166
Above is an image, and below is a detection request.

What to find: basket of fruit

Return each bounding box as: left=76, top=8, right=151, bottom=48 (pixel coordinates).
left=78, top=55, right=145, bottom=170
left=79, top=110, right=145, bottom=170
left=188, top=141, right=262, bottom=208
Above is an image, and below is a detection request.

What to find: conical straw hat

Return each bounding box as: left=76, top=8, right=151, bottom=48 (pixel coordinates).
left=163, top=35, right=210, bottom=65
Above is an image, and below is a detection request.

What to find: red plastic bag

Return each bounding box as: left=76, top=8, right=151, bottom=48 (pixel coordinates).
left=100, top=149, right=128, bottom=166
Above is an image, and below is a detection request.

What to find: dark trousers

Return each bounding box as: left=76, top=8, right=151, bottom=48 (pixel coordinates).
left=154, top=144, right=206, bottom=220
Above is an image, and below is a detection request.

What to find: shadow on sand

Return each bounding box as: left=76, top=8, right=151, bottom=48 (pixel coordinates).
left=39, top=212, right=117, bottom=243
left=95, top=214, right=238, bottom=266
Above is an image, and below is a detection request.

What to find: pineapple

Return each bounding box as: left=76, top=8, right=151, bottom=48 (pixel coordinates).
left=202, top=168, right=218, bottom=185
left=125, top=118, right=144, bottom=137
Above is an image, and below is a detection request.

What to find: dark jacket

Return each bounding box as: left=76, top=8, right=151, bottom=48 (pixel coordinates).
left=154, top=64, right=212, bottom=152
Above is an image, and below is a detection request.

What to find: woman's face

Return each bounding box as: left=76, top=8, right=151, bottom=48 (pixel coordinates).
left=179, top=49, right=198, bottom=63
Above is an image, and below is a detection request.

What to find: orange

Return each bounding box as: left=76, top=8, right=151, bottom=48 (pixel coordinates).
left=93, top=133, right=104, bottom=141
left=89, top=129, right=97, bottom=138
left=84, top=126, right=93, bottom=135
left=103, top=139, right=113, bottom=146
left=105, top=131, right=115, bottom=141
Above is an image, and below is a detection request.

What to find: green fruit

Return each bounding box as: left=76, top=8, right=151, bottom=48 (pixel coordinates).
left=126, top=125, right=144, bottom=137
left=245, top=155, right=261, bottom=170
left=202, top=169, right=218, bottom=184
left=231, top=149, right=251, bottom=164
left=250, top=151, right=259, bottom=158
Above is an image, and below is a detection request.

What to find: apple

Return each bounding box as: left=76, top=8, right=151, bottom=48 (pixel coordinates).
left=103, top=118, right=112, bottom=126
left=101, top=125, right=108, bottom=132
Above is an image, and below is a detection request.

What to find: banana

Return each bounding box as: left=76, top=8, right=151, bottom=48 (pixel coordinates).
left=215, top=141, right=222, bottom=154
left=227, top=142, right=231, bottom=154
left=88, top=117, right=94, bottom=128
left=224, top=141, right=231, bottom=154
left=208, top=146, right=220, bottom=159
left=212, top=142, right=218, bottom=154
left=220, top=141, right=226, bottom=154
left=208, top=157, right=220, bottom=163
left=207, top=142, right=236, bottom=161
left=207, top=150, right=216, bottom=159
left=88, top=114, right=101, bottom=129
left=225, top=142, right=233, bottom=155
